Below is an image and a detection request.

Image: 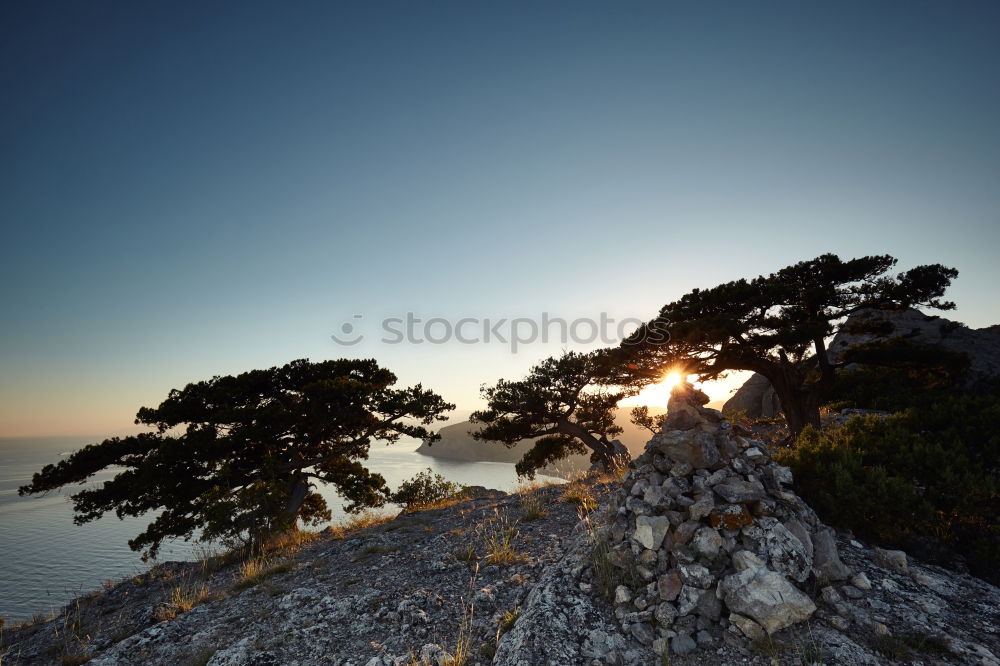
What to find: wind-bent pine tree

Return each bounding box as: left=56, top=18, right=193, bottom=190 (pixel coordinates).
left=19, top=358, right=454, bottom=559
left=621, top=254, right=958, bottom=435
left=470, top=349, right=644, bottom=477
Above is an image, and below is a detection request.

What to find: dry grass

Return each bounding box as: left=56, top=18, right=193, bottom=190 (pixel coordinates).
left=262, top=529, right=321, bottom=555
left=514, top=477, right=560, bottom=494
left=325, top=509, right=397, bottom=539
left=404, top=494, right=470, bottom=513
left=154, top=580, right=213, bottom=621
left=446, top=566, right=479, bottom=666
left=596, top=455, right=631, bottom=483
left=497, top=607, right=520, bottom=635
left=559, top=481, right=598, bottom=512
left=453, top=544, right=478, bottom=563
left=584, top=514, right=639, bottom=600
left=480, top=511, right=527, bottom=566
left=518, top=493, right=548, bottom=521
left=231, top=556, right=297, bottom=592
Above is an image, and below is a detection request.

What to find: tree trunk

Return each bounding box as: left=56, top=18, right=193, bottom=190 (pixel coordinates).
left=763, top=365, right=822, bottom=437
left=772, top=384, right=822, bottom=436
left=556, top=419, right=630, bottom=471
left=284, top=474, right=310, bottom=528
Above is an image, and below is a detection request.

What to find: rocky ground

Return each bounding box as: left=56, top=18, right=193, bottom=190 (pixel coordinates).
left=2, top=472, right=998, bottom=665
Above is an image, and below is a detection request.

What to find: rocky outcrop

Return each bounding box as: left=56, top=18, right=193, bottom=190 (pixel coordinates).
left=721, top=373, right=781, bottom=419
left=723, top=308, right=1000, bottom=417
left=597, top=383, right=854, bottom=656
left=828, top=307, right=1000, bottom=380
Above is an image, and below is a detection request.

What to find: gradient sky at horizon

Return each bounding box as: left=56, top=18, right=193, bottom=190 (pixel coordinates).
left=2, top=1, right=999, bottom=437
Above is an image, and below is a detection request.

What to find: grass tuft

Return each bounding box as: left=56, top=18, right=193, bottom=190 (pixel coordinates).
left=232, top=556, right=296, bottom=592
left=519, top=494, right=548, bottom=521
left=325, top=509, right=397, bottom=539
left=498, top=607, right=520, bottom=635
left=480, top=512, right=527, bottom=566
left=514, top=477, right=560, bottom=494
left=155, top=579, right=213, bottom=621
left=559, top=481, right=597, bottom=512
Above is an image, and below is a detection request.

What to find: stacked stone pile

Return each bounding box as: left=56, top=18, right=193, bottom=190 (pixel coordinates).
left=601, top=383, right=852, bottom=657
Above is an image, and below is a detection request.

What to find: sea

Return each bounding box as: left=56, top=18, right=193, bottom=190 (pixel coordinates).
left=0, top=435, right=538, bottom=622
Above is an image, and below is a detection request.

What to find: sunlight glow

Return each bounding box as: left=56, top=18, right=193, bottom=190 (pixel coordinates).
left=619, top=370, right=685, bottom=407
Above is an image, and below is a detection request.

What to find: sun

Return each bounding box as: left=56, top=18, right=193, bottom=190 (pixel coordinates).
left=618, top=370, right=685, bottom=407
left=662, top=371, right=682, bottom=390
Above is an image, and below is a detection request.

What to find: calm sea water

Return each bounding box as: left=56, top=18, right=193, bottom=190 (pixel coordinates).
left=0, top=435, right=535, bottom=622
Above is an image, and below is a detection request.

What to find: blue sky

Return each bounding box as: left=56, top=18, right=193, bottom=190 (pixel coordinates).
left=2, top=1, right=999, bottom=436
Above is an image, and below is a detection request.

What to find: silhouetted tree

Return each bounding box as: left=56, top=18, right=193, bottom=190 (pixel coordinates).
left=19, top=359, right=453, bottom=558
left=622, top=254, right=957, bottom=435
left=470, top=350, right=640, bottom=477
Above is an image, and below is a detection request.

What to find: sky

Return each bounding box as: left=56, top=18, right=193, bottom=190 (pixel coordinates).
left=1, top=1, right=999, bottom=437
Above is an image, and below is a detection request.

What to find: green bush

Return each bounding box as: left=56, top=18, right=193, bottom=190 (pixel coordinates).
left=390, top=468, right=466, bottom=509
left=823, top=339, right=970, bottom=413
left=777, top=399, right=999, bottom=583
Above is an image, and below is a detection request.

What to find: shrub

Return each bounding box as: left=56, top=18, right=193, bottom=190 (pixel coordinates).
left=778, top=402, right=999, bottom=582
left=391, top=468, right=467, bottom=510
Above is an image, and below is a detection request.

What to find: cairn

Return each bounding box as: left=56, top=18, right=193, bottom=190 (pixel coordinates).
left=601, top=383, right=851, bottom=656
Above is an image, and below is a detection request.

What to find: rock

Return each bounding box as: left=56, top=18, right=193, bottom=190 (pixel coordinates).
left=724, top=308, right=1000, bottom=422
left=729, top=613, right=766, bottom=641
left=821, top=586, right=843, bottom=605
left=828, top=307, right=1000, bottom=382
left=842, top=585, right=863, bottom=600
left=829, top=616, right=850, bottom=631
left=732, top=550, right=765, bottom=572
left=654, top=602, right=678, bottom=626
left=850, top=572, right=872, bottom=590
left=812, top=528, right=851, bottom=583
left=657, top=572, right=682, bottom=601
left=874, top=547, right=909, bottom=575
left=419, top=644, right=451, bottom=666
left=709, top=505, right=753, bottom=530
left=782, top=518, right=814, bottom=562
left=689, top=495, right=715, bottom=521
left=670, top=633, right=697, bottom=656
left=714, top=478, right=767, bottom=503
left=615, top=585, right=633, bottom=604
left=633, top=516, right=670, bottom=550
left=691, top=527, right=723, bottom=559
left=678, top=564, right=713, bottom=589
left=720, top=554, right=816, bottom=634
left=630, top=622, right=655, bottom=646
left=670, top=462, right=694, bottom=477
left=695, top=589, right=722, bottom=621
left=676, top=585, right=702, bottom=616
left=721, top=373, right=782, bottom=418
left=580, top=381, right=1000, bottom=665
left=660, top=433, right=720, bottom=470
left=756, top=519, right=812, bottom=582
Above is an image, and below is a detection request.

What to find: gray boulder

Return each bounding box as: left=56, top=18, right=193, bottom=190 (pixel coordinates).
left=720, top=552, right=817, bottom=634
